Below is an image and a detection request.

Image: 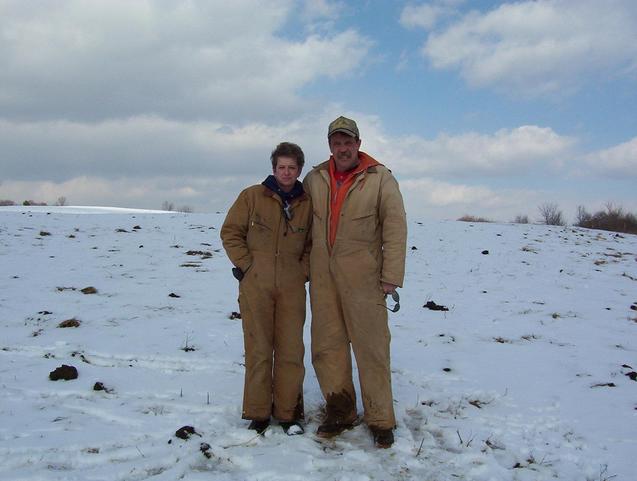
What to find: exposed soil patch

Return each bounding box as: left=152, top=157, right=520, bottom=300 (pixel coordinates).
left=186, top=250, right=212, bottom=259
left=175, top=425, right=200, bottom=440
left=58, top=318, right=81, bottom=328
left=424, top=301, right=449, bottom=311
left=229, top=311, right=242, bottom=320
left=93, top=382, right=114, bottom=393
left=49, top=365, right=78, bottom=381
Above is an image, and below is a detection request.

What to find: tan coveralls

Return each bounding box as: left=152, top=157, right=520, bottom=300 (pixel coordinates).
left=220, top=185, right=312, bottom=421
left=303, top=155, right=407, bottom=430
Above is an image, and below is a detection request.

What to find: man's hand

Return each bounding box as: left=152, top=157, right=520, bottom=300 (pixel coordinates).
left=381, top=282, right=397, bottom=294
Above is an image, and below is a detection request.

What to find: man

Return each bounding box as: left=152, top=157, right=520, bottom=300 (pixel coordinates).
left=220, top=142, right=312, bottom=435
left=303, top=116, right=407, bottom=448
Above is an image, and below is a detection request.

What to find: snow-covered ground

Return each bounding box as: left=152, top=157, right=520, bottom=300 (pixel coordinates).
left=1, top=206, right=635, bottom=481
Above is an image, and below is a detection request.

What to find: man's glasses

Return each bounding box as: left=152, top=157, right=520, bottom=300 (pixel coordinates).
left=382, top=290, right=400, bottom=313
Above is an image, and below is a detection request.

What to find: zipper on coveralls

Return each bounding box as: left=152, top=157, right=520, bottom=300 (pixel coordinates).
left=274, top=197, right=284, bottom=290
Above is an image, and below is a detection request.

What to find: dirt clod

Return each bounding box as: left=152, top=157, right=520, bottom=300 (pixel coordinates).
left=424, top=301, right=449, bottom=311
left=49, top=365, right=78, bottom=381
left=58, top=318, right=81, bottom=328
left=175, top=425, right=199, bottom=440
left=200, top=442, right=212, bottom=458
left=81, top=287, right=97, bottom=294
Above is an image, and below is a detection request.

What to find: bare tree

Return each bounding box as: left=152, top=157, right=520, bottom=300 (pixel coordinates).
left=513, top=214, right=529, bottom=224
left=0, top=200, right=16, bottom=206
left=575, top=205, right=591, bottom=226
left=162, top=201, right=175, bottom=212
left=179, top=205, right=193, bottom=213
left=55, top=196, right=67, bottom=206
left=538, top=202, right=565, bottom=226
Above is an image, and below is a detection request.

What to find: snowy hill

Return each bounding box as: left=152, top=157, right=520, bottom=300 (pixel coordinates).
left=1, top=207, right=635, bottom=481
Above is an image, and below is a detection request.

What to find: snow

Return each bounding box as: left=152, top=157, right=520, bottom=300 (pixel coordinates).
left=0, top=207, right=635, bottom=481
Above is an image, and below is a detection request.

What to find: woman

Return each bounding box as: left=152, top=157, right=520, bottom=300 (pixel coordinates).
left=220, top=142, right=311, bottom=435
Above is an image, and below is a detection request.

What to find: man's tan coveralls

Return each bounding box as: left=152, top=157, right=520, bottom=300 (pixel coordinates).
left=303, top=152, right=407, bottom=430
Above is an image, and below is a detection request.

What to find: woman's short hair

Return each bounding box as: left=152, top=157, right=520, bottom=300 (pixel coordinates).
left=271, top=142, right=305, bottom=169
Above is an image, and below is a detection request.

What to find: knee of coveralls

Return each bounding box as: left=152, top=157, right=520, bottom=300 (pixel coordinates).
left=271, top=284, right=306, bottom=421
left=239, top=279, right=276, bottom=420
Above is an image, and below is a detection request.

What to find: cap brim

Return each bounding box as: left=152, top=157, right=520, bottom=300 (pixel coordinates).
left=328, top=128, right=357, bottom=138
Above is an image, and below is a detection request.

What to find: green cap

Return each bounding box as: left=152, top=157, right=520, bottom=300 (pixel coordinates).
left=328, top=116, right=359, bottom=139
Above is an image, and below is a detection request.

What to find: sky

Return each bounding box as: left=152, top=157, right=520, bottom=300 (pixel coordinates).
left=1, top=0, right=636, bottom=221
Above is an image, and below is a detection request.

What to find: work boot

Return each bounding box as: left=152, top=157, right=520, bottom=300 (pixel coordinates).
left=247, top=419, right=270, bottom=434
left=316, top=420, right=354, bottom=438
left=371, top=428, right=394, bottom=448
left=280, top=421, right=304, bottom=436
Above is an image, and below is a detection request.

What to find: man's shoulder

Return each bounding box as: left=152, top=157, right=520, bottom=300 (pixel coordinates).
left=303, top=161, right=329, bottom=182
left=307, top=160, right=330, bottom=174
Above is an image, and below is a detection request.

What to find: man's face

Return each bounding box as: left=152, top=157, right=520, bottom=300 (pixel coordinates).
left=273, top=156, right=301, bottom=191
left=329, top=132, right=361, bottom=172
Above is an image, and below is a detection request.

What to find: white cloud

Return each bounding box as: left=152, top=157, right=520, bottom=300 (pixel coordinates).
left=400, top=1, right=463, bottom=30
left=0, top=1, right=371, bottom=122
left=364, top=125, right=575, bottom=177
left=302, top=0, right=342, bottom=21
left=584, top=137, right=637, bottom=178
left=419, top=0, right=637, bottom=94
left=400, top=177, right=545, bottom=221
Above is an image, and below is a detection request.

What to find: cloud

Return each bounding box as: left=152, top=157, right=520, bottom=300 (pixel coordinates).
left=0, top=175, right=252, bottom=213
left=364, top=125, right=575, bottom=178
left=584, top=137, right=637, bottom=178
left=400, top=1, right=463, bottom=30
left=417, top=0, right=637, bottom=94
left=0, top=1, right=371, bottom=122
left=0, top=115, right=332, bottom=182
left=400, top=177, right=546, bottom=221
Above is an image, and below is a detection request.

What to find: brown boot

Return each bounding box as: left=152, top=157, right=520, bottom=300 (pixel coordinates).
left=371, top=428, right=394, bottom=448
left=247, top=419, right=270, bottom=434
left=316, top=420, right=354, bottom=438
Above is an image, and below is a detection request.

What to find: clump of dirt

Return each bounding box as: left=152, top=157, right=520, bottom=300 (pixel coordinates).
left=481, top=250, right=489, bottom=255
left=58, top=318, right=81, bottom=328
left=49, top=365, right=78, bottom=381
left=39, top=231, right=51, bottom=236
left=200, top=442, right=212, bottom=458
left=424, top=301, right=449, bottom=311
left=93, top=382, right=114, bottom=393
left=175, top=425, right=200, bottom=440
left=229, top=311, right=242, bottom=320
left=591, top=382, right=616, bottom=388
left=81, top=286, right=98, bottom=294
left=186, top=250, right=213, bottom=259
left=168, top=293, right=181, bottom=298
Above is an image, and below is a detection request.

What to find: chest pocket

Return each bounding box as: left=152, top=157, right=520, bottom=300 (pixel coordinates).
left=346, top=208, right=378, bottom=242
left=247, top=215, right=274, bottom=250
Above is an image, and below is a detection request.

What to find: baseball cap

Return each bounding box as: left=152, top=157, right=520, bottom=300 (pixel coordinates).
left=328, top=116, right=359, bottom=139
